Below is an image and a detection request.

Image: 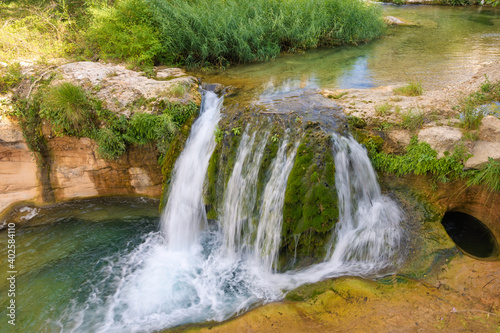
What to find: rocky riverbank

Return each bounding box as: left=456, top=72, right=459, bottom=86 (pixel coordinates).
left=0, top=62, right=201, bottom=217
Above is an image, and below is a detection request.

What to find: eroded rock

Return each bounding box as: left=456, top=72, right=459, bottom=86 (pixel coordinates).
left=417, top=126, right=463, bottom=158
left=55, top=62, right=200, bottom=115
left=465, top=141, right=500, bottom=169
left=479, top=115, right=500, bottom=142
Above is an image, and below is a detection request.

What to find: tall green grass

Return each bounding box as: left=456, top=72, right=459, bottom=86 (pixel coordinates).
left=87, top=0, right=385, bottom=67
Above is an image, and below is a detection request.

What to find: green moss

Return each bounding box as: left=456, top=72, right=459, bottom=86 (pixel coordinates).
left=353, top=129, right=383, bottom=151
left=281, top=131, right=339, bottom=267
left=203, top=124, right=244, bottom=219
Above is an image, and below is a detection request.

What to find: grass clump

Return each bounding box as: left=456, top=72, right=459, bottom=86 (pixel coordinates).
left=375, top=102, right=392, bottom=116
left=0, top=63, right=23, bottom=93
left=458, top=76, right=500, bottom=131
left=40, top=82, right=97, bottom=136
left=393, top=81, right=424, bottom=97
left=400, top=109, right=424, bottom=132
left=467, top=158, right=500, bottom=192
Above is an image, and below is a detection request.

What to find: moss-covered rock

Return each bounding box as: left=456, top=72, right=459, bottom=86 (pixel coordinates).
left=281, top=130, right=339, bottom=268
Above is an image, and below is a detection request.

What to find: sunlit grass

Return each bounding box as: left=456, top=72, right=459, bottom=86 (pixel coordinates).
left=393, top=81, right=424, bottom=97
left=0, top=2, right=73, bottom=64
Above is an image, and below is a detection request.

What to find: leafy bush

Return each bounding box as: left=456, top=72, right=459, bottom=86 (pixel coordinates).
left=94, top=127, right=126, bottom=160
left=165, top=102, right=197, bottom=125
left=40, top=82, right=96, bottom=136
left=393, top=81, right=424, bottom=97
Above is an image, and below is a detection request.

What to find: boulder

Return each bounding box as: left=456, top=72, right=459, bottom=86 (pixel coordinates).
left=464, top=141, right=500, bottom=169
left=386, top=129, right=411, bottom=153
left=479, top=115, right=500, bottom=142
left=418, top=126, right=463, bottom=158
left=55, top=62, right=200, bottom=115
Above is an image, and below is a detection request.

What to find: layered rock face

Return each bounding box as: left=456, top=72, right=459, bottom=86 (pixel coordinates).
left=0, top=116, right=163, bottom=215
left=0, top=116, right=40, bottom=214
left=0, top=62, right=200, bottom=217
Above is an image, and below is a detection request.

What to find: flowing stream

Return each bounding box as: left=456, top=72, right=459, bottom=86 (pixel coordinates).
left=1, top=4, right=499, bottom=332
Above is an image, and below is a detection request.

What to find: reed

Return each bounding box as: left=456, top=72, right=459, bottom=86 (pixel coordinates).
left=87, top=0, right=385, bottom=67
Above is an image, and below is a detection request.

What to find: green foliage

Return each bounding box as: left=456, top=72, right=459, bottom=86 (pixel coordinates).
left=458, top=78, right=500, bottom=130
left=231, top=126, right=242, bottom=136
left=86, top=0, right=164, bottom=66
left=369, top=137, right=470, bottom=183
left=164, top=101, right=197, bottom=125
left=327, top=92, right=347, bottom=99
left=0, top=63, right=22, bottom=93
left=467, top=158, right=500, bottom=192
left=375, top=102, right=392, bottom=117
left=94, top=127, right=126, bottom=159
left=214, top=126, right=224, bottom=144
left=347, top=116, right=367, bottom=129
left=400, top=109, right=424, bottom=132
left=393, top=81, right=424, bottom=97
left=40, top=82, right=96, bottom=136
left=86, top=0, right=384, bottom=67
left=484, top=0, right=500, bottom=6
left=12, top=98, right=45, bottom=155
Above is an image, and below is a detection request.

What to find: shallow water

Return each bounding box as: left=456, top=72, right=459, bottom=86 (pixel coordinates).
left=199, top=4, right=500, bottom=98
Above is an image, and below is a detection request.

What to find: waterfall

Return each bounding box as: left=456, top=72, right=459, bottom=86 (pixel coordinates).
left=254, top=135, right=298, bottom=271
left=59, top=97, right=403, bottom=332
left=327, top=134, right=402, bottom=272
left=273, top=134, right=403, bottom=288
left=160, top=91, right=223, bottom=251
left=221, top=127, right=268, bottom=255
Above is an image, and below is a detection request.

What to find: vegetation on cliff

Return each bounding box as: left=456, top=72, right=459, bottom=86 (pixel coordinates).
left=10, top=80, right=198, bottom=163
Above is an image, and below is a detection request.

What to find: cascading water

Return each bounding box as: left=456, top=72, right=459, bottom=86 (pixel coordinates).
left=57, top=92, right=403, bottom=333
left=327, top=134, right=402, bottom=272
left=253, top=135, right=298, bottom=271
left=161, top=92, right=222, bottom=250
left=221, top=127, right=268, bottom=255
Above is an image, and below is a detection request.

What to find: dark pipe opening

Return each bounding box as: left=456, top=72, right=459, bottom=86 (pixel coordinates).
left=441, top=211, right=498, bottom=259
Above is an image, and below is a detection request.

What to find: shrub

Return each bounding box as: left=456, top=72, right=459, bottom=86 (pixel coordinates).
left=40, top=82, right=96, bottom=136
left=368, top=137, right=469, bottom=183
left=86, top=0, right=164, bottom=66
left=93, top=127, right=126, bottom=160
